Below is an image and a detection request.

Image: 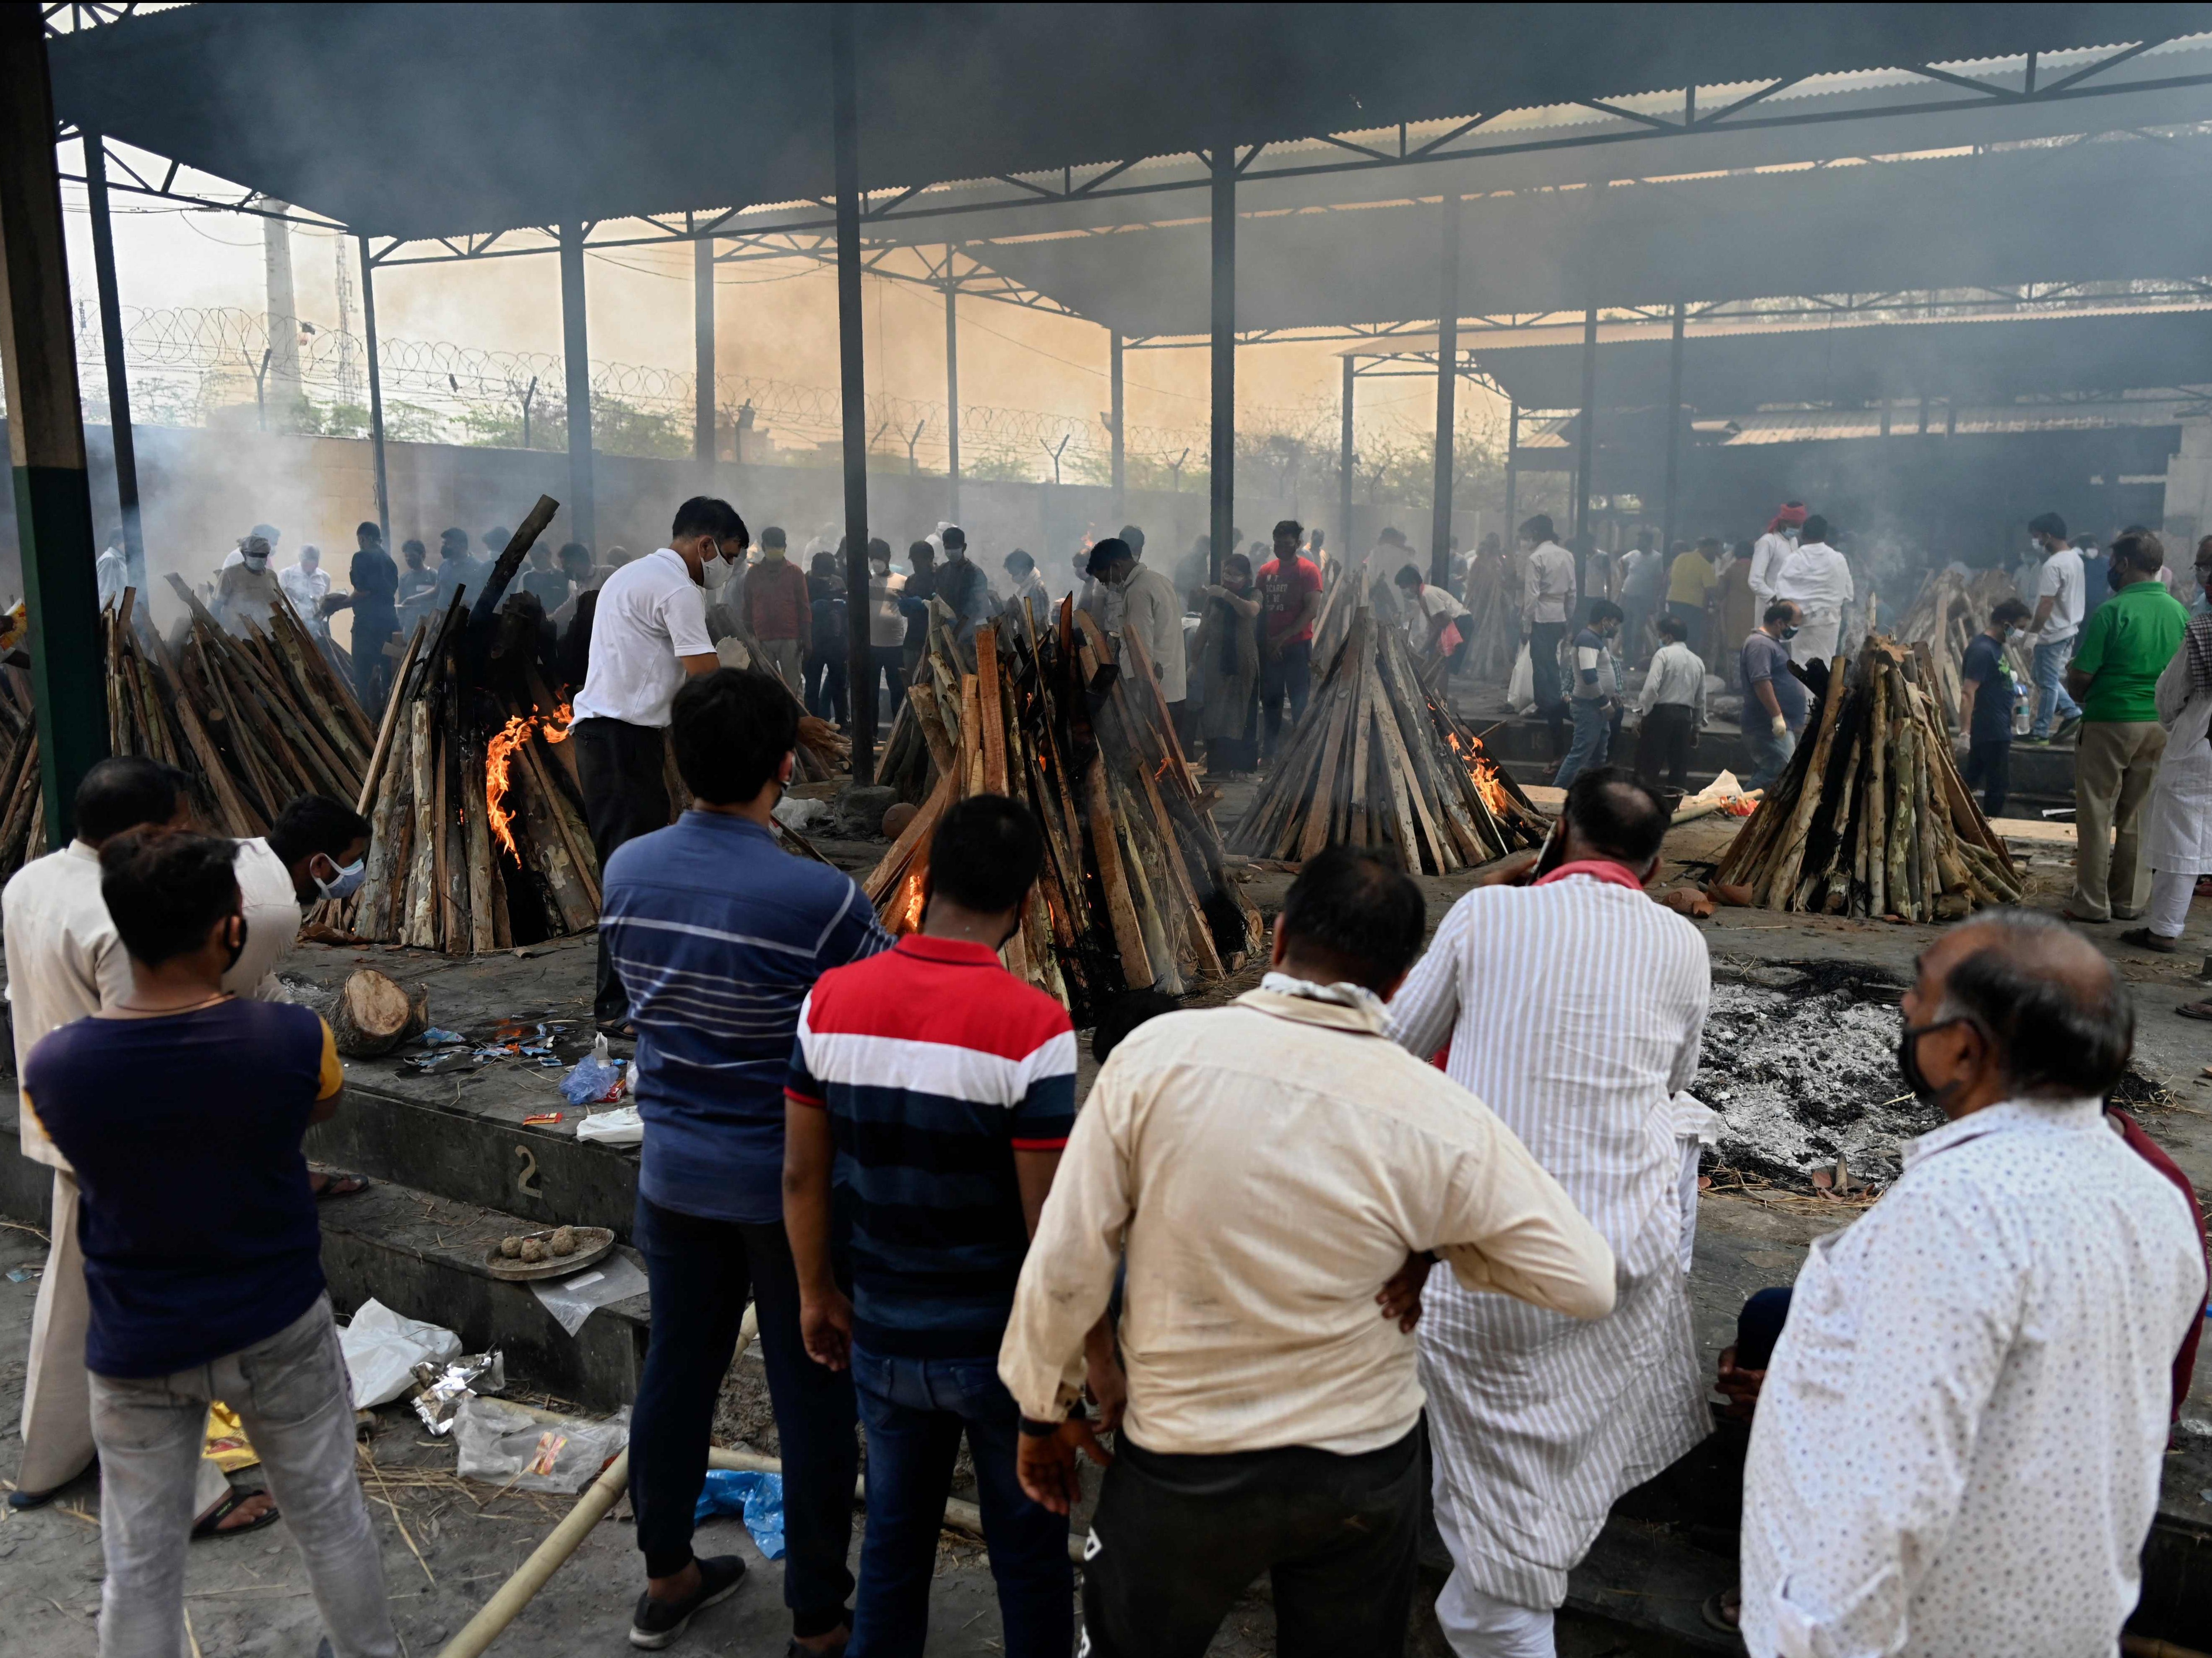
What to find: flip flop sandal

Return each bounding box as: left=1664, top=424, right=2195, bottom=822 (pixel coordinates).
left=1701, top=1589, right=1744, bottom=1640
left=2176, top=1002, right=2212, bottom=1022
left=313, top=1171, right=371, bottom=1200
left=192, top=1487, right=280, bottom=1541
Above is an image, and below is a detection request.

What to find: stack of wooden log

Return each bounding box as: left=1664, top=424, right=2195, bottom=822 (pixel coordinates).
left=0, top=662, right=47, bottom=883
left=1234, top=602, right=1548, bottom=873
left=1894, top=566, right=2029, bottom=733
left=863, top=602, right=1263, bottom=1015
left=1713, top=635, right=2023, bottom=918
left=97, top=577, right=382, bottom=839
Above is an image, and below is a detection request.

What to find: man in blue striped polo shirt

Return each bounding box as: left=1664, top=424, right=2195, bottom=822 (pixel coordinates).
left=784, top=795, right=1086, bottom=1658
left=606, top=666, right=891, bottom=1654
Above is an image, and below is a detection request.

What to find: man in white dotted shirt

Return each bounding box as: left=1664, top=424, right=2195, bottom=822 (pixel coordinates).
left=1741, top=914, right=2206, bottom=1658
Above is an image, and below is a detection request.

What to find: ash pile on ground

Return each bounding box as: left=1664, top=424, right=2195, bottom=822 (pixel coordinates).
left=1693, top=960, right=1941, bottom=1188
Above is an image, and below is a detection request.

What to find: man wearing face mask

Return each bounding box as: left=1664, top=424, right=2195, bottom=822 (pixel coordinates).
left=1957, top=599, right=2032, bottom=818
left=216, top=534, right=285, bottom=636
left=742, top=526, right=810, bottom=696
left=865, top=538, right=908, bottom=728
left=1771, top=515, right=1853, bottom=685
left=2022, top=511, right=2086, bottom=744
left=1740, top=913, right=2205, bottom=1658
left=573, top=497, right=742, bottom=1033
left=1087, top=536, right=1188, bottom=732
left=1739, top=602, right=1807, bottom=793
left=935, top=526, right=994, bottom=646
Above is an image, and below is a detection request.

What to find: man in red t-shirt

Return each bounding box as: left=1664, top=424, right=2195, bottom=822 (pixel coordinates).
left=1255, top=519, right=1322, bottom=761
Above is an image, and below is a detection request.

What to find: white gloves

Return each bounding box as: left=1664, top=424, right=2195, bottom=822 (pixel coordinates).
left=1770, top=715, right=1788, bottom=738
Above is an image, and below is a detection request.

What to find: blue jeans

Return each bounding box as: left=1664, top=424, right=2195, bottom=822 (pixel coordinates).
left=1744, top=723, right=1797, bottom=793
left=848, top=1347, right=1072, bottom=1658
left=1552, top=697, right=1613, bottom=787
left=2030, top=638, right=2080, bottom=739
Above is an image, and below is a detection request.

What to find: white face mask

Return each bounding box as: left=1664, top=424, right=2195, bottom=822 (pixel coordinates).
left=700, top=551, right=736, bottom=591
left=871, top=559, right=890, bottom=576
left=244, top=554, right=268, bottom=571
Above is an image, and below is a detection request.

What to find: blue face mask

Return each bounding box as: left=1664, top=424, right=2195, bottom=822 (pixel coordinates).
left=315, top=856, right=367, bottom=902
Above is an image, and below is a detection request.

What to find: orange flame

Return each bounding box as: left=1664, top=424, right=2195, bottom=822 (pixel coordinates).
left=486, top=703, right=574, bottom=857
left=889, top=869, right=926, bottom=934
left=1442, top=725, right=1512, bottom=819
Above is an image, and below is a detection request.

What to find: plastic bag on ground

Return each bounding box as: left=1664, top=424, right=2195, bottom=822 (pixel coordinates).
left=693, top=1468, right=786, bottom=1559
left=453, top=1396, right=629, bottom=1494
left=340, top=1299, right=461, bottom=1408
left=530, top=1253, right=650, bottom=1337
left=575, top=1104, right=643, bottom=1146
left=562, top=1033, right=626, bottom=1106
left=1506, top=642, right=1535, bottom=713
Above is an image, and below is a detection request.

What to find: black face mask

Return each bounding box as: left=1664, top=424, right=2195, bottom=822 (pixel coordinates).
left=1897, top=1015, right=1970, bottom=1108
left=224, top=915, right=249, bottom=976
left=1780, top=625, right=1800, bottom=641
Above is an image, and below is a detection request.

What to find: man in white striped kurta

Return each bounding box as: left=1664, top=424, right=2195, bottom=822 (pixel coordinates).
left=1390, top=770, right=1712, bottom=1656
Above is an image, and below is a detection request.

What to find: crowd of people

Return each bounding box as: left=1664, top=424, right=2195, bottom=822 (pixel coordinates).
left=28, top=490, right=2209, bottom=1658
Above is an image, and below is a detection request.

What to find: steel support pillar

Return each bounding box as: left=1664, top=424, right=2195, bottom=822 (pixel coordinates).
left=1660, top=301, right=1685, bottom=559
left=833, top=7, right=875, bottom=783
left=1109, top=327, right=1125, bottom=518
left=0, top=10, right=109, bottom=844
left=559, top=225, right=596, bottom=549
left=1429, top=192, right=1461, bottom=590
left=359, top=235, right=389, bottom=546
left=1208, top=144, right=1235, bottom=586
left=694, top=235, right=716, bottom=463
left=81, top=129, right=143, bottom=591
left=1504, top=399, right=1518, bottom=541
left=942, top=277, right=961, bottom=524
left=1339, top=356, right=1356, bottom=560
left=1574, top=304, right=1598, bottom=593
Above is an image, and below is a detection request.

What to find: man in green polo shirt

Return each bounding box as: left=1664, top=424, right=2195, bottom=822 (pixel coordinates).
left=2063, top=529, right=2193, bottom=923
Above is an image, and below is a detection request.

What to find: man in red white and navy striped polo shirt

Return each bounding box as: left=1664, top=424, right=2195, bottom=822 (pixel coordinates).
left=784, top=795, right=1085, bottom=1658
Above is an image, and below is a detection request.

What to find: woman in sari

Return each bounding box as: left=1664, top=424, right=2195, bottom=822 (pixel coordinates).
left=1193, top=551, right=1262, bottom=776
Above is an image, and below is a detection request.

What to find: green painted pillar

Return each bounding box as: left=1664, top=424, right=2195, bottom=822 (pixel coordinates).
left=0, top=6, right=109, bottom=846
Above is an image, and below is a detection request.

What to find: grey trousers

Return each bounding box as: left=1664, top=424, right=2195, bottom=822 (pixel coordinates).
left=88, top=1294, right=398, bottom=1658
left=2071, top=719, right=2167, bottom=921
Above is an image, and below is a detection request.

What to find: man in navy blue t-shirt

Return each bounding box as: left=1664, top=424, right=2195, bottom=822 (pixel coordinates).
left=604, top=666, right=890, bottom=1655
left=26, top=830, right=397, bottom=1658
left=1960, top=599, right=2032, bottom=817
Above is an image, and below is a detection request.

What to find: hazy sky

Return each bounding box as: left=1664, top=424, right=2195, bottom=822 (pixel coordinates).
left=64, top=172, right=1494, bottom=473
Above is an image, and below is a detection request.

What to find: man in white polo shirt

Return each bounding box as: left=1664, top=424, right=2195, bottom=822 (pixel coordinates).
left=573, top=496, right=748, bottom=1031
left=2025, top=510, right=2086, bottom=743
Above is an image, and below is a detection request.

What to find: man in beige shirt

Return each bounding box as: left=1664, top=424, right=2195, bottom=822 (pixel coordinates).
left=5, top=758, right=272, bottom=1534
left=999, top=846, right=1616, bottom=1658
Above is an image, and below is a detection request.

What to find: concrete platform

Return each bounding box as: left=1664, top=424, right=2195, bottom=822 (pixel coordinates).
left=4, top=828, right=2209, bottom=1647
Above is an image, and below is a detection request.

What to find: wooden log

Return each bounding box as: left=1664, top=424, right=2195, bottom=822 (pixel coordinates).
left=433, top=725, right=457, bottom=949
left=519, top=734, right=600, bottom=910
left=462, top=730, right=496, bottom=954
left=467, top=494, right=562, bottom=632
left=513, top=759, right=598, bottom=933
left=404, top=701, right=438, bottom=947
left=1886, top=716, right=1917, bottom=919
left=355, top=708, right=412, bottom=940
left=329, top=968, right=430, bottom=1058
left=1865, top=659, right=1890, bottom=916
left=976, top=624, right=1010, bottom=796
left=1084, top=753, right=1154, bottom=989
left=1294, top=690, right=1354, bottom=862
left=143, top=622, right=262, bottom=835
left=1764, top=653, right=1850, bottom=909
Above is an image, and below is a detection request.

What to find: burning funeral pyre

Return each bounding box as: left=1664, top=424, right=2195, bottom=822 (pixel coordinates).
left=864, top=599, right=1263, bottom=1017
left=1234, top=604, right=1547, bottom=872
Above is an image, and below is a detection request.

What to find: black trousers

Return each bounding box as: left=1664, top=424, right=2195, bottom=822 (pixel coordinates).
left=573, top=716, right=671, bottom=1025
left=1964, top=736, right=2011, bottom=818
left=628, top=1197, right=857, bottom=1636
left=805, top=651, right=849, bottom=724
left=1637, top=703, right=1698, bottom=791
left=1528, top=621, right=1567, bottom=757
left=1080, top=1427, right=1420, bottom=1658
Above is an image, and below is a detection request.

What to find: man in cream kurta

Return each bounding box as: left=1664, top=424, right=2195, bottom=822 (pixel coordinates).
left=2129, top=568, right=2212, bottom=953
left=1001, top=844, right=1616, bottom=1658
left=5, top=760, right=237, bottom=1521
left=1390, top=770, right=1712, bottom=1656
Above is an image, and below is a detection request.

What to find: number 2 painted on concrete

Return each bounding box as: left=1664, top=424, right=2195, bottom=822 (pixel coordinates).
left=515, top=1144, right=542, bottom=1198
